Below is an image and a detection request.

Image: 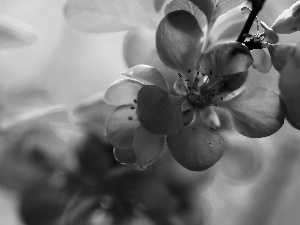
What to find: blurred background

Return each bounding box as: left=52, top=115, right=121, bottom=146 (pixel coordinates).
left=0, top=0, right=300, bottom=224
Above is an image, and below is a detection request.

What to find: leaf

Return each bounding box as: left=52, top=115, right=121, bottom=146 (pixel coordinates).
left=0, top=15, right=37, bottom=49
left=215, top=0, right=247, bottom=18
left=165, top=0, right=207, bottom=29
left=190, top=0, right=246, bottom=25
left=213, top=18, right=246, bottom=42
left=64, top=0, right=156, bottom=33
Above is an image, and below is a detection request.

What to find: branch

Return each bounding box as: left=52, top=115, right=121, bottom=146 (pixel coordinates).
left=236, top=0, right=267, bottom=43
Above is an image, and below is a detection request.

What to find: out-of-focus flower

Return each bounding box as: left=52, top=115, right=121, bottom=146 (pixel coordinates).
left=0, top=15, right=37, bottom=49
left=61, top=95, right=215, bottom=225
left=105, top=10, right=285, bottom=171
left=0, top=105, right=73, bottom=193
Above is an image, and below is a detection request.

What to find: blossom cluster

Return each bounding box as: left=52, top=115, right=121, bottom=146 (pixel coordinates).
left=103, top=0, right=298, bottom=171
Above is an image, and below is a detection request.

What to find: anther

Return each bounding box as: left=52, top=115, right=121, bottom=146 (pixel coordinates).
left=188, top=69, right=191, bottom=73
left=128, top=116, right=133, bottom=120
left=178, top=73, right=182, bottom=77
left=130, top=106, right=135, bottom=110
left=133, top=99, right=137, bottom=103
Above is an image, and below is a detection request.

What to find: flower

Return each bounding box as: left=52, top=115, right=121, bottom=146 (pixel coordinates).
left=104, top=68, right=168, bottom=170
left=105, top=10, right=285, bottom=171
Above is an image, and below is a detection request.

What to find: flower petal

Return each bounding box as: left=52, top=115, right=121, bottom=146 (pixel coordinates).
left=122, top=65, right=169, bottom=92
left=113, top=147, right=136, bottom=165
left=123, top=28, right=156, bottom=67
left=104, top=79, right=144, bottom=105
left=137, top=85, right=185, bottom=135
left=251, top=49, right=272, bottom=74
left=105, top=105, right=139, bottom=149
left=167, top=109, right=225, bottom=171
left=199, top=42, right=253, bottom=92
left=279, top=56, right=300, bottom=129
left=260, top=21, right=279, bottom=44
left=122, top=28, right=179, bottom=92
left=219, top=87, right=285, bottom=138
left=213, top=19, right=247, bottom=43
left=268, top=43, right=298, bottom=72
left=271, top=0, right=300, bottom=34
left=133, top=125, right=166, bottom=170
left=156, top=10, right=203, bottom=73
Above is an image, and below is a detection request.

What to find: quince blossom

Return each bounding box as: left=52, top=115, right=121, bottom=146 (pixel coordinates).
left=104, top=10, right=285, bottom=171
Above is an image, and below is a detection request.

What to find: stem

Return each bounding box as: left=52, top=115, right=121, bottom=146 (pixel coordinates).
left=236, top=0, right=267, bottom=43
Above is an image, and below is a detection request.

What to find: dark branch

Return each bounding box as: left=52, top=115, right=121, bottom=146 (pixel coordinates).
left=236, top=0, right=267, bottom=43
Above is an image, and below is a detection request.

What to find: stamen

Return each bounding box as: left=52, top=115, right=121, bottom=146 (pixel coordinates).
left=177, top=73, right=188, bottom=94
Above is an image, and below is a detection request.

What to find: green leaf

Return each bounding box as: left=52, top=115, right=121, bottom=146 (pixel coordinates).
left=190, top=0, right=247, bottom=25
left=0, top=15, right=37, bottom=49
left=64, top=0, right=156, bottom=33
left=215, top=0, right=247, bottom=18
left=137, top=85, right=185, bottom=135
left=167, top=108, right=225, bottom=171
left=213, top=18, right=246, bottom=42
left=219, top=87, right=285, bottom=138
left=189, top=0, right=216, bottom=24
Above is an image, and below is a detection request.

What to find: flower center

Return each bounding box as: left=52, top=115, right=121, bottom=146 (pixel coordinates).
left=177, top=70, right=210, bottom=107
